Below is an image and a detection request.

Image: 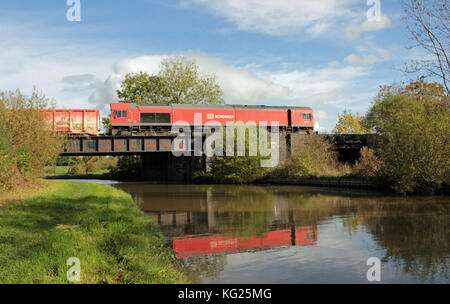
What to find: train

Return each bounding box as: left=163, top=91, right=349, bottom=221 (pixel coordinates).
left=45, top=103, right=314, bottom=136
left=109, top=103, right=314, bottom=136
left=45, top=109, right=100, bottom=136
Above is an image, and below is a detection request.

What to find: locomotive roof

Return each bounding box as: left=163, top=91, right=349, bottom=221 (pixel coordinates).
left=125, top=103, right=312, bottom=110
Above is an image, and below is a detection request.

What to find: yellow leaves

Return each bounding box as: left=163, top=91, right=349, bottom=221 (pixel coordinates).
left=334, top=109, right=371, bottom=134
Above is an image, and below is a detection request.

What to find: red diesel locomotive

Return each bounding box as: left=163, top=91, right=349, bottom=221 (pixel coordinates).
left=109, top=103, right=314, bottom=136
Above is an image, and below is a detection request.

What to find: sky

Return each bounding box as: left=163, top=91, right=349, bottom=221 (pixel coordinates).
left=0, top=0, right=427, bottom=131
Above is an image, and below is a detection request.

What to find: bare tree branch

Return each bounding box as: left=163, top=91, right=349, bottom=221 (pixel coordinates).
left=401, top=0, right=450, bottom=95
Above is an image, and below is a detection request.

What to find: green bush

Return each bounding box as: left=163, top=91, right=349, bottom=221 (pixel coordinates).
left=67, top=163, right=86, bottom=175
left=0, top=129, right=16, bottom=191
left=65, top=156, right=118, bottom=176
left=0, top=89, right=63, bottom=191
left=210, top=156, right=266, bottom=184
left=365, top=84, right=450, bottom=194
left=209, top=127, right=269, bottom=183
left=108, top=156, right=142, bottom=180
left=272, top=135, right=350, bottom=178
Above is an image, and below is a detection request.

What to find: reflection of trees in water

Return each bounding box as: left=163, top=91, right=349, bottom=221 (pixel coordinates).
left=211, top=186, right=274, bottom=238
left=285, top=192, right=449, bottom=282
left=341, top=199, right=449, bottom=283
left=283, top=192, right=358, bottom=227
left=177, top=254, right=227, bottom=283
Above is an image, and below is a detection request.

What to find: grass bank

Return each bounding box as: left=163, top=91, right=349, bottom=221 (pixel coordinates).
left=0, top=180, right=188, bottom=284
left=45, top=166, right=110, bottom=180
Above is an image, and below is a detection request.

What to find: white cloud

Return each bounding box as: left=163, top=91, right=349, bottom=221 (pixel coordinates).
left=89, top=55, right=165, bottom=111
left=61, top=74, right=103, bottom=92
left=89, top=53, right=290, bottom=108
left=193, top=53, right=289, bottom=102
left=316, top=110, right=329, bottom=123
left=266, top=65, right=368, bottom=104
left=343, top=53, right=386, bottom=65
left=187, top=0, right=360, bottom=37
left=0, top=22, right=122, bottom=109
left=345, top=15, right=391, bottom=39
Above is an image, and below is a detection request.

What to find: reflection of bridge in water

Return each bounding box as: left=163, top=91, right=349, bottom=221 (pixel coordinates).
left=119, top=184, right=320, bottom=257
left=146, top=209, right=318, bottom=258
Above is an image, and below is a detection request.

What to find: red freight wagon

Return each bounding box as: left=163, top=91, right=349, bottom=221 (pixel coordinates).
left=110, top=103, right=314, bottom=136
left=172, top=226, right=318, bottom=258
left=45, top=109, right=100, bottom=136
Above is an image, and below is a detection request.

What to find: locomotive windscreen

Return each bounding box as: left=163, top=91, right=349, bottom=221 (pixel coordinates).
left=140, top=113, right=171, bottom=124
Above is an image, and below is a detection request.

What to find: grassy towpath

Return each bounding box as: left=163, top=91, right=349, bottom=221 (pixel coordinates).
left=0, top=180, right=188, bottom=284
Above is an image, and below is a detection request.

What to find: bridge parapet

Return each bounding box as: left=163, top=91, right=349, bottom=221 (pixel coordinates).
left=61, top=135, right=176, bottom=156
left=322, top=134, right=379, bottom=150
left=61, top=134, right=378, bottom=156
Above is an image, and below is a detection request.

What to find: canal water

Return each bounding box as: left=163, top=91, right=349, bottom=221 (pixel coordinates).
left=70, top=180, right=450, bottom=283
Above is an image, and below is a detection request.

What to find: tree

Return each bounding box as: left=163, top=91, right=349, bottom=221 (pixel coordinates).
left=102, top=117, right=111, bottom=133
left=67, top=156, right=117, bottom=175
left=117, top=72, right=170, bottom=104
left=401, top=0, right=450, bottom=94
left=365, top=81, right=449, bottom=194
left=116, top=56, right=225, bottom=105
left=334, top=109, right=371, bottom=134
left=159, top=56, right=224, bottom=105
left=0, top=88, right=64, bottom=190
left=366, top=80, right=449, bottom=133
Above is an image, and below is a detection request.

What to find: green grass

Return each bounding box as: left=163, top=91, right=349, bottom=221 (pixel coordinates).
left=0, top=181, right=189, bottom=284
left=45, top=166, right=109, bottom=177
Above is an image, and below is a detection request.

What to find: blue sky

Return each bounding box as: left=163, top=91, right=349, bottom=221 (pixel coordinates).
left=0, top=0, right=427, bottom=131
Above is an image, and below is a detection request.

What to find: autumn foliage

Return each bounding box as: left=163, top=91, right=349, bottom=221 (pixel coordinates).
left=0, top=89, right=63, bottom=191
left=334, top=110, right=370, bottom=134
left=365, top=81, right=449, bottom=194
left=353, top=147, right=383, bottom=181
left=272, top=135, right=351, bottom=179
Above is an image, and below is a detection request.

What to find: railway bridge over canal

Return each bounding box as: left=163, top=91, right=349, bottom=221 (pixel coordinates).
left=60, top=133, right=378, bottom=182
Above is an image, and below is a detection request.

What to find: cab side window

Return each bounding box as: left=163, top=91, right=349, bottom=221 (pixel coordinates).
left=116, top=110, right=127, bottom=118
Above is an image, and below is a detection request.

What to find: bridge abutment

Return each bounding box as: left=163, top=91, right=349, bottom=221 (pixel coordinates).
left=141, top=153, right=205, bottom=183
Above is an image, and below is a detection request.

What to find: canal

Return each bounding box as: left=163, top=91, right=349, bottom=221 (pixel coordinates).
left=69, top=180, right=450, bottom=283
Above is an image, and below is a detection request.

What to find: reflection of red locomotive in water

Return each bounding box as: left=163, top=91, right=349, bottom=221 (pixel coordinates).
left=109, top=103, right=314, bottom=136
left=172, top=226, right=318, bottom=258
